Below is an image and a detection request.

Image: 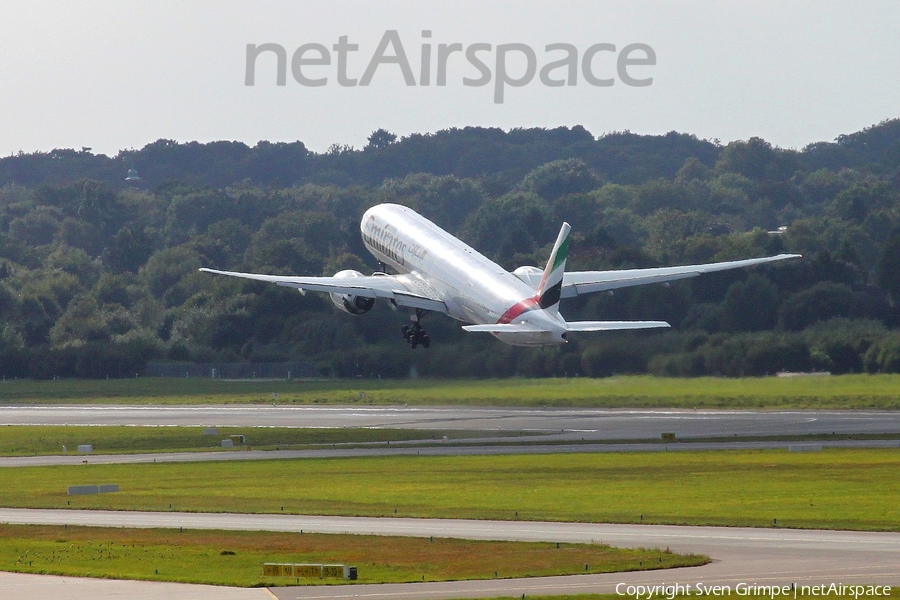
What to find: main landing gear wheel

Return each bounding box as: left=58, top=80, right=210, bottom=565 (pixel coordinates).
left=401, top=319, right=430, bottom=349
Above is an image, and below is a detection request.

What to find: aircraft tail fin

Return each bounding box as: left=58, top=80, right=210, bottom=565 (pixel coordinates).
left=537, top=222, right=571, bottom=315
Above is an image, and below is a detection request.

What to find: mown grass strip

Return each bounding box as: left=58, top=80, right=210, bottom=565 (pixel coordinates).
left=0, top=425, right=514, bottom=457
left=2, top=374, right=900, bottom=409
left=3, top=449, right=899, bottom=531
left=0, top=524, right=703, bottom=587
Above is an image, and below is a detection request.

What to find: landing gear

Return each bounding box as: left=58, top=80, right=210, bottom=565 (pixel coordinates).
left=401, top=310, right=430, bottom=349
left=401, top=322, right=430, bottom=349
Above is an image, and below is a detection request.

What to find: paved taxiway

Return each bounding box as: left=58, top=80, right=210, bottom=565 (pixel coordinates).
left=2, top=438, right=899, bottom=469
left=0, top=571, right=274, bottom=600
left=1, top=509, right=898, bottom=599
left=3, top=405, right=900, bottom=440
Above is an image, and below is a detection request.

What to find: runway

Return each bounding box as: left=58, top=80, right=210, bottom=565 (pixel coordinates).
left=3, top=405, right=900, bottom=440
left=1, top=509, right=898, bottom=599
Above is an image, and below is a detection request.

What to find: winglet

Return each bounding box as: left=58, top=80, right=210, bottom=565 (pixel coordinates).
left=537, top=222, right=571, bottom=315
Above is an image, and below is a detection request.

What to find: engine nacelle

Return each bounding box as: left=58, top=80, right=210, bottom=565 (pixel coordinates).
left=513, top=265, right=543, bottom=289
left=329, top=270, right=375, bottom=315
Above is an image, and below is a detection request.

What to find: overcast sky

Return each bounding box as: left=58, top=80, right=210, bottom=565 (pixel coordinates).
left=2, top=1, right=899, bottom=157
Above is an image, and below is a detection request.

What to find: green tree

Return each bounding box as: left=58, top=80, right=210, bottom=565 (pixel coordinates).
left=631, top=180, right=692, bottom=215
left=863, top=334, right=900, bottom=374
left=55, top=217, right=103, bottom=256
left=44, top=246, right=98, bottom=287
left=164, top=189, right=227, bottom=241
left=18, top=294, right=54, bottom=345
left=801, top=168, right=855, bottom=204
left=93, top=273, right=135, bottom=307
left=642, top=209, right=710, bottom=262
left=188, top=218, right=253, bottom=269
left=0, top=280, right=19, bottom=315
left=244, top=211, right=342, bottom=274
left=49, top=295, right=110, bottom=348
left=674, top=157, right=711, bottom=183
left=140, top=247, right=202, bottom=298
left=104, top=226, right=157, bottom=274
left=743, top=337, right=811, bottom=375
left=720, top=274, right=779, bottom=332
left=778, top=282, right=859, bottom=331
left=366, top=129, right=397, bottom=150
left=876, top=230, right=900, bottom=302
left=380, top=174, right=485, bottom=232
left=831, top=182, right=895, bottom=222
left=459, top=191, right=554, bottom=262
left=520, top=158, right=601, bottom=202
left=715, top=137, right=798, bottom=181
left=8, top=206, right=63, bottom=246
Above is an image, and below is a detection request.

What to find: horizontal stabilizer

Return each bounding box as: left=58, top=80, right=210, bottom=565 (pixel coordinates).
left=463, top=321, right=670, bottom=334
left=462, top=323, right=542, bottom=333
left=565, top=321, right=670, bottom=331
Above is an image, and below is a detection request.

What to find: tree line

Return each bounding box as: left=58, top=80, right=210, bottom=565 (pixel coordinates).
left=1, top=121, right=900, bottom=378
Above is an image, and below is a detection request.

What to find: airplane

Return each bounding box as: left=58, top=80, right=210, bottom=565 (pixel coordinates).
left=200, top=203, right=800, bottom=348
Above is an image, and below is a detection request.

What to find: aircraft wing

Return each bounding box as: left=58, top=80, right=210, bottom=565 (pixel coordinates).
left=560, top=254, right=801, bottom=298
left=199, top=268, right=448, bottom=313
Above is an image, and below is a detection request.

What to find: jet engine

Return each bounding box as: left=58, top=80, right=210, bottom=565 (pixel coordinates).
left=329, top=270, right=376, bottom=315
left=513, top=265, right=543, bottom=289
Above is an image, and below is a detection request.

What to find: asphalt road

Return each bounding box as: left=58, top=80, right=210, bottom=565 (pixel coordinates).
left=1, top=509, right=898, bottom=599
left=3, top=405, right=900, bottom=440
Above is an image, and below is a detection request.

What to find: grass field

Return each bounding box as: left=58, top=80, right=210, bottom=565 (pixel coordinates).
left=3, top=449, right=899, bottom=531
left=0, top=524, right=702, bottom=587
left=0, top=425, right=517, bottom=456
left=2, top=374, right=900, bottom=409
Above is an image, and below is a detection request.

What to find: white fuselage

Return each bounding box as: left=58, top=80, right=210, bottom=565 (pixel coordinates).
left=360, top=204, right=567, bottom=345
